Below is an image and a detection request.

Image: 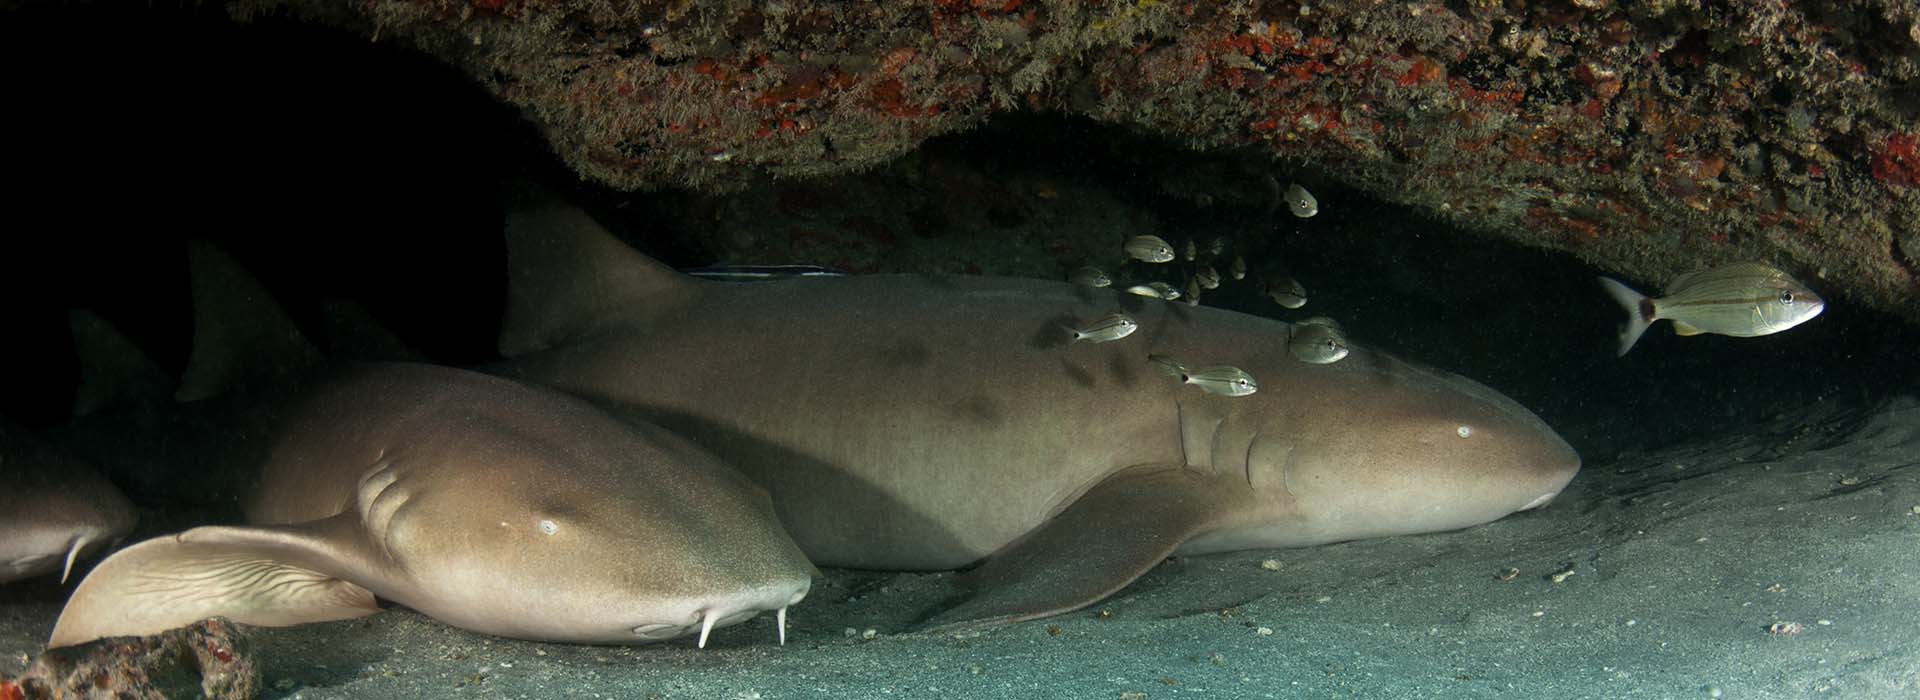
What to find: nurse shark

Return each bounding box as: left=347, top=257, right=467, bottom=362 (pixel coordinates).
left=489, top=190, right=1582, bottom=630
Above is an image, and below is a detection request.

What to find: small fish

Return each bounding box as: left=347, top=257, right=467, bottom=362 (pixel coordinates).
left=1184, top=278, right=1201, bottom=306
left=1124, top=284, right=1162, bottom=299
left=1148, top=281, right=1181, bottom=300
left=1599, top=262, right=1825, bottom=356
left=1209, top=237, right=1229, bottom=257
left=1195, top=266, right=1221, bottom=290
left=1288, top=317, right=1350, bottom=364
left=1069, top=267, right=1113, bottom=288
left=1124, top=235, right=1176, bottom=263
left=1183, top=239, right=1197, bottom=262
left=1230, top=256, right=1247, bottom=280
left=1147, top=355, right=1256, bottom=396
left=1284, top=184, right=1318, bottom=218
left=1267, top=277, right=1307, bottom=309
left=1181, top=365, right=1259, bottom=397
left=1061, top=312, right=1139, bottom=344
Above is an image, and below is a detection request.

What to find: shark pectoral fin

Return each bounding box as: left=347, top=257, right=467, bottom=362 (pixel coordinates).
left=49, top=519, right=380, bottom=649
left=1671, top=320, right=1705, bottom=336
left=920, top=467, right=1228, bottom=633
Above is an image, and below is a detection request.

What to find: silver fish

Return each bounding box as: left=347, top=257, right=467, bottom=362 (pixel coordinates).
left=1148, top=281, right=1181, bottom=301
left=1230, top=256, right=1247, bottom=281
left=1181, top=365, right=1259, bottom=397
left=1599, top=262, right=1825, bottom=356
left=1147, top=356, right=1256, bottom=396
left=1285, top=184, right=1318, bottom=218
left=1183, top=239, right=1197, bottom=262
left=1267, top=277, right=1307, bottom=309
left=1195, top=266, right=1221, bottom=290
left=1123, top=235, right=1176, bottom=263
left=1062, top=312, right=1139, bottom=344
left=1184, top=278, right=1201, bottom=306
left=1123, top=284, right=1162, bottom=299
left=1208, top=237, right=1229, bottom=257
left=1069, top=267, right=1113, bottom=288
left=1289, top=317, right=1350, bottom=364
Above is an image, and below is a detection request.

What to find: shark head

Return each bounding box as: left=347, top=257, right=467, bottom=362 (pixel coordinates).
left=0, top=424, right=137, bottom=585
left=1185, top=350, right=1580, bottom=553
left=359, top=414, right=816, bottom=647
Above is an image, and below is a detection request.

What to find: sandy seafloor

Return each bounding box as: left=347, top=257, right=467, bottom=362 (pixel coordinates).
left=4, top=396, right=1915, bottom=699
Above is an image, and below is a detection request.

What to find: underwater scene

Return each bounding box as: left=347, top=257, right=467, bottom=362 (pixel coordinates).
left=2, top=2, right=1919, bottom=699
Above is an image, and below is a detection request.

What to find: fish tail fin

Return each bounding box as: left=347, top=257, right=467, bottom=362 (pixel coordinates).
left=1598, top=276, right=1656, bottom=356
left=498, top=180, right=699, bottom=358
left=1058, top=324, right=1084, bottom=342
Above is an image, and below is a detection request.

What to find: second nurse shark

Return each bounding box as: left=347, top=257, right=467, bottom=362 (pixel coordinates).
left=489, top=189, right=1581, bottom=630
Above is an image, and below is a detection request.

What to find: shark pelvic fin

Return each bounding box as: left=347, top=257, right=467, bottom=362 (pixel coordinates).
left=919, top=466, right=1232, bottom=633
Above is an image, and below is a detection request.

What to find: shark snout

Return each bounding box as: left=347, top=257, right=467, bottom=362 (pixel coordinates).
left=631, top=580, right=812, bottom=648
left=1518, top=434, right=1581, bottom=512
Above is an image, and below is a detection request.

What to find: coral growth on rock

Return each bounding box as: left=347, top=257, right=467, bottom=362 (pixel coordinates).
left=0, top=618, right=258, bottom=700
left=235, top=0, right=1920, bottom=320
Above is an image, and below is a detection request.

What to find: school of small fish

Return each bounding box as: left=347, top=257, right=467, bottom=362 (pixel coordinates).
left=1069, top=180, right=1816, bottom=373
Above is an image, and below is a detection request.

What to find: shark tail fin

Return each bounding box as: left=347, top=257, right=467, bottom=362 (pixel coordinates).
left=174, top=241, right=322, bottom=403
left=1598, top=276, right=1657, bottom=357
left=67, top=309, right=172, bottom=416
left=49, top=521, right=379, bottom=649
left=498, top=181, right=697, bottom=358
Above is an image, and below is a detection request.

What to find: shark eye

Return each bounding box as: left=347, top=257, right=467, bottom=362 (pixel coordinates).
left=1456, top=425, right=1473, bottom=438
left=538, top=519, right=559, bottom=536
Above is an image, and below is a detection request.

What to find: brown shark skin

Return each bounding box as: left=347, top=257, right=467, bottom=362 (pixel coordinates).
left=51, top=363, right=814, bottom=647
left=492, top=267, right=1582, bottom=574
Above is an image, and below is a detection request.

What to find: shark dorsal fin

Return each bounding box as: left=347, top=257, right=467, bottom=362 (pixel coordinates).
left=67, top=309, right=172, bottom=416
left=498, top=183, right=696, bottom=358
left=174, top=241, right=323, bottom=403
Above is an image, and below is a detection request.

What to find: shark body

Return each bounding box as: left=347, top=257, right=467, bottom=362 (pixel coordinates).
left=490, top=194, right=1583, bottom=628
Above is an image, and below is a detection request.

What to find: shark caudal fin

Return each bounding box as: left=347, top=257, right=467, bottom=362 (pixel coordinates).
left=497, top=181, right=697, bottom=358
left=1598, top=276, right=1657, bottom=357
left=174, top=241, right=323, bottom=403
left=49, top=518, right=380, bottom=648
left=67, top=309, right=172, bottom=416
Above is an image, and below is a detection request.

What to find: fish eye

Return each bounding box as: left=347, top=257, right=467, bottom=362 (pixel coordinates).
left=1456, top=425, right=1473, bottom=438
left=1778, top=291, right=1795, bottom=304
left=538, top=519, right=559, bottom=536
